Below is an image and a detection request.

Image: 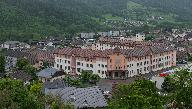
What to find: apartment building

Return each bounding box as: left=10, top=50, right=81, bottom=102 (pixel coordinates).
left=5, top=49, right=54, bottom=70
left=92, top=37, right=164, bottom=50
left=54, top=45, right=176, bottom=79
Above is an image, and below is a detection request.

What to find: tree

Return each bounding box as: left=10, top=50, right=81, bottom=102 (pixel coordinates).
left=162, top=77, right=176, bottom=93
left=46, top=95, right=74, bottom=109
left=167, top=70, right=192, bottom=108
left=109, top=80, right=166, bottom=109
left=0, top=78, right=43, bottom=109
left=0, top=79, right=74, bottom=109
left=16, top=58, right=29, bottom=70
left=80, top=70, right=100, bottom=85
left=65, top=70, right=100, bottom=87
left=145, top=34, right=154, bottom=41
left=0, top=54, right=5, bottom=74
left=42, top=61, right=50, bottom=69
left=89, top=74, right=101, bottom=85
left=23, top=64, right=37, bottom=79
left=79, top=70, right=92, bottom=84
left=30, top=82, right=43, bottom=95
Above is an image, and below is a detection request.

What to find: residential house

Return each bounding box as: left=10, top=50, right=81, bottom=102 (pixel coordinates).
left=80, top=33, right=95, bottom=39
left=1, top=41, right=30, bottom=50
left=45, top=86, right=108, bottom=109
left=9, top=70, right=33, bottom=84
left=4, top=49, right=55, bottom=70
left=37, top=68, right=66, bottom=82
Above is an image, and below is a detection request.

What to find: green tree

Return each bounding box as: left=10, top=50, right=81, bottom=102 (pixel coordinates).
left=167, top=70, right=192, bottom=108
left=162, top=77, right=176, bottom=93
left=109, top=80, right=166, bottom=109
left=42, top=61, right=49, bottom=69
left=0, top=78, right=43, bottom=109
left=46, top=95, right=74, bottom=109
left=145, top=34, right=154, bottom=41
left=16, top=58, right=30, bottom=70
left=79, top=70, right=92, bottom=84
left=30, top=82, right=43, bottom=95
left=23, top=64, right=37, bottom=79
left=89, top=74, right=101, bottom=85
left=0, top=54, right=5, bottom=74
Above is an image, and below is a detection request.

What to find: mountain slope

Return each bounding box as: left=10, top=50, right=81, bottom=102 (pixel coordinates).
left=0, top=0, right=192, bottom=41
left=133, top=0, right=192, bottom=21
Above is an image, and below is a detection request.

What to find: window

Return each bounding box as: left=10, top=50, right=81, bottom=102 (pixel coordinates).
left=98, top=70, right=100, bottom=73
left=82, top=63, right=83, bottom=66
left=140, top=62, right=142, bottom=66
left=102, top=64, right=104, bottom=68
left=77, top=68, right=81, bottom=72
left=105, top=65, right=107, bottom=67
left=60, top=65, right=62, bottom=69
left=60, top=59, right=61, bottom=63
left=68, top=66, right=70, bottom=70
left=98, top=64, right=100, bottom=67
left=144, top=61, right=146, bottom=65
left=57, top=64, right=59, bottom=68
left=68, top=61, right=70, bottom=64
left=65, top=66, right=67, bottom=70
left=87, top=64, right=89, bottom=67
left=77, top=62, right=80, bottom=65
left=90, top=64, right=93, bottom=68
left=102, top=71, right=104, bottom=74
left=127, top=65, right=129, bottom=68
left=137, top=69, right=139, bottom=74
left=110, top=59, right=112, bottom=63
left=137, top=63, right=139, bottom=66
left=65, top=60, right=67, bottom=63
left=115, top=72, right=118, bottom=77
left=144, top=67, right=146, bottom=71
left=153, top=65, right=155, bottom=69
left=57, top=59, right=59, bottom=62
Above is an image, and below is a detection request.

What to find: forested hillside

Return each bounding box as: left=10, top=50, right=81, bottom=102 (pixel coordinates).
left=0, top=0, right=192, bottom=41
left=133, top=0, right=192, bottom=21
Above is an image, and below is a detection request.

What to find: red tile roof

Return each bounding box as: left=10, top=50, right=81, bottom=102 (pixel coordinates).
left=54, top=46, right=175, bottom=59
left=98, top=37, right=165, bottom=47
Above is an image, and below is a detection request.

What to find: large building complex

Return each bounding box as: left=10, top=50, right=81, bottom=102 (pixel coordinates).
left=54, top=45, right=176, bottom=79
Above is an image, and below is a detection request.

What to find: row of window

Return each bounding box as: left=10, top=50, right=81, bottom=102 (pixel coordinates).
left=77, top=62, right=93, bottom=68
left=137, top=61, right=149, bottom=66
left=98, top=70, right=107, bottom=75
left=98, top=64, right=107, bottom=68
left=57, top=59, right=70, bottom=64
left=137, top=57, right=148, bottom=61
left=137, top=67, right=150, bottom=74
left=56, top=64, right=70, bottom=70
